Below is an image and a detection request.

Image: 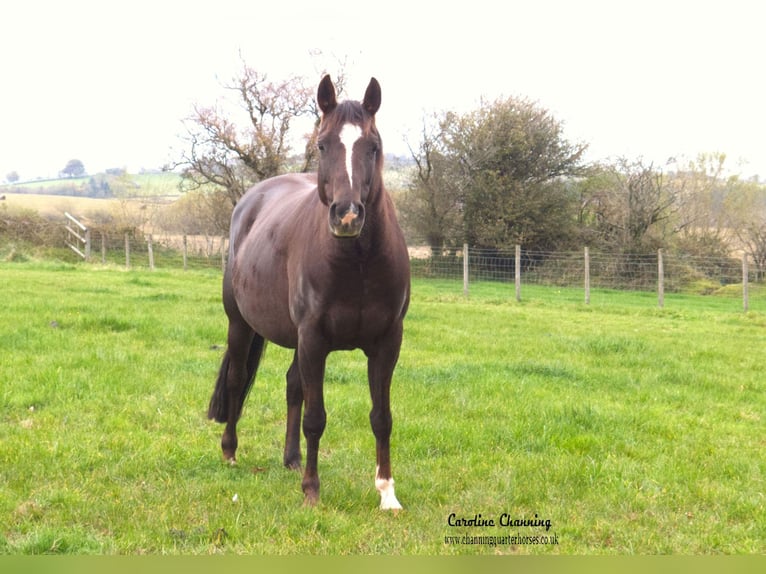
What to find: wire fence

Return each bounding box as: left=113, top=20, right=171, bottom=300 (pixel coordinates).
left=412, top=246, right=750, bottom=288
left=86, top=230, right=227, bottom=271
left=5, top=211, right=762, bottom=310
left=409, top=243, right=762, bottom=310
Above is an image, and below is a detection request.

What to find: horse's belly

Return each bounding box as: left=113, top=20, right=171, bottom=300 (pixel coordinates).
left=232, top=249, right=298, bottom=349
left=239, top=299, right=298, bottom=348
left=245, top=302, right=298, bottom=348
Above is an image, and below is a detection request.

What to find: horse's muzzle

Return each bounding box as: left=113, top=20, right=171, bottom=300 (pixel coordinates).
left=329, top=201, right=365, bottom=237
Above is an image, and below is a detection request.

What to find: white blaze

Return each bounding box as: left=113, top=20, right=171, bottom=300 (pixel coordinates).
left=339, top=123, right=363, bottom=187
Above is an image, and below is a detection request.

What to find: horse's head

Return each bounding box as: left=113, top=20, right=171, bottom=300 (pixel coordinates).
left=316, top=75, right=382, bottom=238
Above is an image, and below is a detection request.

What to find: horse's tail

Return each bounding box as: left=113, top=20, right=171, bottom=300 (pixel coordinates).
left=207, top=335, right=266, bottom=423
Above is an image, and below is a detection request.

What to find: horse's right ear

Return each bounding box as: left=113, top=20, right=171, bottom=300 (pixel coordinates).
left=317, top=75, right=337, bottom=114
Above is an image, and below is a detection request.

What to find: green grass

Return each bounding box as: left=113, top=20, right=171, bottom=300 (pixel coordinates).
left=0, top=262, right=764, bottom=554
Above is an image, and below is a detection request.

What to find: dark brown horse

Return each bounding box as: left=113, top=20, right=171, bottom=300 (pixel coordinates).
left=208, top=75, right=410, bottom=509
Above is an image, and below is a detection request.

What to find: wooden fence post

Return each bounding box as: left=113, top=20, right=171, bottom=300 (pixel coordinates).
left=221, top=237, right=227, bottom=274
left=743, top=252, right=749, bottom=312
left=125, top=232, right=131, bottom=270
left=515, top=244, right=521, bottom=302
left=463, top=243, right=469, bottom=298
left=183, top=234, right=188, bottom=271
left=147, top=234, right=155, bottom=271
left=101, top=232, right=106, bottom=264
left=657, top=248, right=664, bottom=308
left=584, top=246, right=591, bottom=305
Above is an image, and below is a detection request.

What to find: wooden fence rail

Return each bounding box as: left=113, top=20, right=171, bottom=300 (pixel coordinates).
left=64, top=212, right=90, bottom=260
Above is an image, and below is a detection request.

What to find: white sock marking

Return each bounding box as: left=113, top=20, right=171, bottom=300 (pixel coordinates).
left=376, top=465, right=403, bottom=510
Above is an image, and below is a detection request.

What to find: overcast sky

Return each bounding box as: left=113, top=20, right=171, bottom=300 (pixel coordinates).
left=1, top=0, right=764, bottom=181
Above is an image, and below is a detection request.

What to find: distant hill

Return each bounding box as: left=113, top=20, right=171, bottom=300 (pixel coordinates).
left=1, top=157, right=414, bottom=199
left=1, top=171, right=183, bottom=199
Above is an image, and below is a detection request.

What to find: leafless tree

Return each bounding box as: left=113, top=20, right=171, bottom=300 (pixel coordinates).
left=177, top=63, right=321, bottom=208
left=583, top=158, right=680, bottom=251
left=400, top=116, right=464, bottom=255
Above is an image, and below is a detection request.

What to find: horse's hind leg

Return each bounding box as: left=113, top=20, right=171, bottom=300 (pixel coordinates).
left=283, top=351, right=302, bottom=470
left=209, top=316, right=265, bottom=463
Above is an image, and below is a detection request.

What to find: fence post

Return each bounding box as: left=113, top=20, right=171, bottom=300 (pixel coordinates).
left=147, top=234, right=155, bottom=271
left=657, top=248, right=664, bottom=308
left=85, top=229, right=92, bottom=260
left=584, top=246, right=591, bottom=305
left=125, top=232, right=131, bottom=270
left=743, top=253, right=749, bottom=313
left=463, top=243, right=469, bottom=298
left=101, top=232, right=106, bottom=264
left=515, top=245, right=521, bottom=302
left=183, top=234, right=188, bottom=271
left=221, top=236, right=227, bottom=274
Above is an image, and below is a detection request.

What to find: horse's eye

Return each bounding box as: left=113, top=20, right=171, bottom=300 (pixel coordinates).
left=317, top=142, right=326, bottom=153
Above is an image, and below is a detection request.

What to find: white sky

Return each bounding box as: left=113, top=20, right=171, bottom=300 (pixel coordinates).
left=1, top=0, right=764, bottom=181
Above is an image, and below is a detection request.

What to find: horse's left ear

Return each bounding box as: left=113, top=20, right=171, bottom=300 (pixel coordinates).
left=363, top=77, right=381, bottom=116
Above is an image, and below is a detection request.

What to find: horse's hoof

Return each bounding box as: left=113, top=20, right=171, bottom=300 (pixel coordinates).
left=302, top=491, right=319, bottom=507
left=284, top=458, right=302, bottom=471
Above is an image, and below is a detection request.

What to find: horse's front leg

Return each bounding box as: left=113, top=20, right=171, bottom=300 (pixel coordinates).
left=367, top=322, right=404, bottom=510
left=283, top=352, right=302, bottom=470
left=296, top=335, right=328, bottom=506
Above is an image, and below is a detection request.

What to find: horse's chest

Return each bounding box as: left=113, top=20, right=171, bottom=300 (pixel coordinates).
left=318, top=300, right=388, bottom=349
left=310, top=277, right=403, bottom=347
left=288, top=251, right=408, bottom=350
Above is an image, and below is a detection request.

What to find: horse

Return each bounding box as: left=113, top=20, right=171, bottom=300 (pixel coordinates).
left=207, top=75, right=410, bottom=509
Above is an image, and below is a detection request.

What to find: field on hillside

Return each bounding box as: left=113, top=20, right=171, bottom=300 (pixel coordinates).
left=1, top=172, right=182, bottom=218
left=1, top=193, right=125, bottom=220
left=1, top=262, right=764, bottom=555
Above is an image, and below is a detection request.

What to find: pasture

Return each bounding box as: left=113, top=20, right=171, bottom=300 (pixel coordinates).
left=0, top=262, right=764, bottom=554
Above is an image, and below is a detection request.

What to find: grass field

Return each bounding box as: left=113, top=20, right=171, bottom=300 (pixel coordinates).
left=0, top=262, right=764, bottom=555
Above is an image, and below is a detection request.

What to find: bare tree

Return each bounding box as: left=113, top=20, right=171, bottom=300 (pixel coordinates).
left=177, top=63, right=319, bottom=208
left=666, top=153, right=736, bottom=258
left=582, top=158, right=679, bottom=251
left=400, top=116, right=463, bottom=255
left=725, top=177, right=766, bottom=279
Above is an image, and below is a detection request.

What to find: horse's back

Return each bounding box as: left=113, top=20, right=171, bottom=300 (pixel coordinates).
left=230, top=173, right=317, bottom=254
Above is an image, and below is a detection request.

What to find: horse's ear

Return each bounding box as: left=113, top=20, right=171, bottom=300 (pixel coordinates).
left=317, top=74, right=337, bottom=114
left=363, top=77, right=381, bottom=116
